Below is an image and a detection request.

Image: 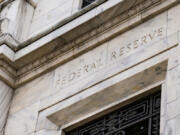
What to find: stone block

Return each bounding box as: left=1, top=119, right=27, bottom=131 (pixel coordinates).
left=30, top=0, right=74, bottom=36
left=0, top=81, right=13, bottom=135
left=176, top=97, right=180, bottom=115
left=167, top=46, right=180, bottom=70
left=166, top=66, right=180, bottom=103
left=175, top=115, right=180, bottom=135
left=34, top=0, right=71, bottom=19
left=161, top=83, right=167, bottom=116
left=44, top=61, right=166, bottom=126
left=9, top=71, right=54, bottom=114
left=160, top=116, right=166, bottom=135
left=36, top=110, right=58, bottom=132
left=167, top=4, right=180, bottom=36
left=4, top=102, right=39, bottom=135
left=164, top=118, right=176, bottom=135
left=166, top=101, right=177, bottom=120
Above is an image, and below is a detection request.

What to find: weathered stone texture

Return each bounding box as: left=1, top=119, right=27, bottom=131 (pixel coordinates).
left=4, top=102, right=39, bottom=135
left=29, top=0, right=77, bottom=37
left=1, top=0, right=180, bottom=135
left=9, top=71, right=54, bottom=115
left=0, top=81, right=13, bottom=135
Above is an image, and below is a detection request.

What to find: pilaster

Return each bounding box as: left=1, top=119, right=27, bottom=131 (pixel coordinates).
left=0, top=80, right=13, bottom=135
left=160, top=32, right=180, bottom=135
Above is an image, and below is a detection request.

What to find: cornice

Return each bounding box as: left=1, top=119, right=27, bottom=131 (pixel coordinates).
left=0, top=0, right=179, bottom=88
left=14, top=0, right=178, bottom=87
left=0, top=33, right=20, bottom=51
left=0, top=45, right=15, bottom=87
left=6, top=0, right=108, bottom=53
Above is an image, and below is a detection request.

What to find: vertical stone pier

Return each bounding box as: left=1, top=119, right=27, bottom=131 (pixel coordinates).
left=0, top=81, right=13, bottom=135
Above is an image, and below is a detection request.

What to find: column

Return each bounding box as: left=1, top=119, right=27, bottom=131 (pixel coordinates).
left=0, top=81, right=13, bottom=135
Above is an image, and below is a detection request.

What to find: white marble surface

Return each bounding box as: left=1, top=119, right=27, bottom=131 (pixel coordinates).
left=0, top=81, right=13, bottom=135
left=3, top=1, right=180, bottom=135
left=4, top=102, right=39, bottom=135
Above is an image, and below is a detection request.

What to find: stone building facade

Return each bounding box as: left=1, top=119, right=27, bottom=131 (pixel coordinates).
left=0, top=0, right=180, bottom=134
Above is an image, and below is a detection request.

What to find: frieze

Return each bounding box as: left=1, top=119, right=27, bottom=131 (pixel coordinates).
left=110, top=27, right=164, bottom=61
left=55, top=58, right=105, bottom=87
left=54, top=27, right=165, bottom=90
left=54, top=45, right=107, bottom=89
left=15, top=0, right=172, bottom=87
left=17, top=0, right=162, bottom=77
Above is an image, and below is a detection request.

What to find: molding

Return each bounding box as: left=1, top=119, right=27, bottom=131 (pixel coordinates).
left=0, top=44, right=15, bottom=62
left=0, top=45, right=15, bottom=87
left=0, top=67, right=15, bottom=87
left=61, top=81, right=164, bottom=130
left=0, top=33, right=20, bottom=51
left=14, top=0, right=178, bottom=87
left=17, top=0, right=108, bottom=50
left=0, top=0, right=179, bottom=88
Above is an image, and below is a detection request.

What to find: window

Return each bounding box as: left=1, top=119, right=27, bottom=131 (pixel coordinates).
left=66, top=91, right=161, bottom=135
left=82, top=0, right=96, bottom=8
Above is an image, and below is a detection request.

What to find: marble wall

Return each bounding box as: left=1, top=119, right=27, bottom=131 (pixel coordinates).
left=29, top=0, right=80, bottom=38
left=3, top=1, right=180, bottom=135
left=0, top=81, right=13, bottom=135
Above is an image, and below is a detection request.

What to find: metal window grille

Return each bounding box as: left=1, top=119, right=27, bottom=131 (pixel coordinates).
left=66, top=91, right=161, bottom=135
left=82, top=0, right=96, bottom=8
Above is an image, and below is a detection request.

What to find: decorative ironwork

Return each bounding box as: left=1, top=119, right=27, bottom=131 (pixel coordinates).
left=66, top=91, right=161, bottom=135
left=82, top=0, right=96, bottom=8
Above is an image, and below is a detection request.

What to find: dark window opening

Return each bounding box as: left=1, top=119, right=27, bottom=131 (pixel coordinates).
left=82, top=0, right=96, bottom=8
left=66, top=91, right=161, bottom=135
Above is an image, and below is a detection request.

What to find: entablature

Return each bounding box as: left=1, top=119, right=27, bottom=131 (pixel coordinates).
left=0, top=0, right=179, bottom=88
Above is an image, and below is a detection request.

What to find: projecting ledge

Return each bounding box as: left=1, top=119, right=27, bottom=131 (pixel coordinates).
left=45, top=61, right=167, bottom=131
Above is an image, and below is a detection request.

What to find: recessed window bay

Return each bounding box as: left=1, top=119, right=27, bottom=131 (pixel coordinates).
left=66, top=91, right=161, bottom=135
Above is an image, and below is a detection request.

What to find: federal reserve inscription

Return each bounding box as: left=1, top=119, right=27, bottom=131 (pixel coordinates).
left=110, top=27, right=163, bottom=61
left=55, top=57, right=105, bottom=87
left=54, top=27, right=164, bottom=89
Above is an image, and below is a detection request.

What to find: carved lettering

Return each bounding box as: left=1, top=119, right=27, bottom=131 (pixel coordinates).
left=148, top=32, right=155, bottom=40
left=141, top=36, right=147, bottom=45
left=55, top=57, right=105, bottom=88
left=55, top=27, right=164, bottom=89
left=91, top=63, right=96, bottom=71
left=120, top=47, right=125, bottom=56
left=68, top=72, right=76, bottom=82
left=111, top=51, right=117, bottom=60
left=110, top=27, right=164, bottom=61
left=126, top=43, right=132, bottom=53
left=157, top=27, right=163, bottom=36
left=133, top=40, right=139, bottom=49
left=84, top=65, right=89, bottom=73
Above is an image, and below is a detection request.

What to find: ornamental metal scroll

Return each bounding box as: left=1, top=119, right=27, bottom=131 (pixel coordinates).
left=82, top=0, right=96, bottom=8
left=66, top=91, right=161, bottom=135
